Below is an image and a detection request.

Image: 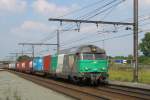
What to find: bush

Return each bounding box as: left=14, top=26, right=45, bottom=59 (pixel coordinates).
left=139, top=56, right=150, bottom=65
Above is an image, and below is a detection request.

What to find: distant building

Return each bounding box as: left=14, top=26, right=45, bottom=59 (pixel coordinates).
left=114, top=59, right=127, bottom=64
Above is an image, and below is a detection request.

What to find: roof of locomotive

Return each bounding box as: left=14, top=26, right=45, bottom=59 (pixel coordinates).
left=59, top=45, right=105, bottom=54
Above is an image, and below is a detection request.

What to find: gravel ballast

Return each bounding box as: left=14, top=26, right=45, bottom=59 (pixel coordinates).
left=0, top=71, right=74, bottom=100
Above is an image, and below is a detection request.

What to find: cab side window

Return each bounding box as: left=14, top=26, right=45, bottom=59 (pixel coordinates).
left=68, top=55, right=75, bottom=68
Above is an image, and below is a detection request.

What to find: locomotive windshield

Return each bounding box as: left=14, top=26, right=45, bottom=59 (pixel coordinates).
left=80, top=53, right=106, bottom=60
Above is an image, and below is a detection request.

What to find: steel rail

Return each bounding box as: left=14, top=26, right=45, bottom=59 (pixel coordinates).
left=97, top=85, right=150, bottom=100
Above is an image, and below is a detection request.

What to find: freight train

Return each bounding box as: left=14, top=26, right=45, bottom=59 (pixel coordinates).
left=8, top=45, right=109, bottom=85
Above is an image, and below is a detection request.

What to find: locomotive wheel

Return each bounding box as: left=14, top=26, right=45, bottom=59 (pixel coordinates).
left=90, top=80, right=99, bottom=86
left=99, top=78, right=109, bottom=85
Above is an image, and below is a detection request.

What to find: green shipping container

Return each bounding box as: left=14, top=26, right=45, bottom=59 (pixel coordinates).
left=51, top=55, right=58, bottom=73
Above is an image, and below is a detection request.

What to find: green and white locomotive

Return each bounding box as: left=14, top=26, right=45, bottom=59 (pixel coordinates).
left=51, top=45, right=109, bottom=85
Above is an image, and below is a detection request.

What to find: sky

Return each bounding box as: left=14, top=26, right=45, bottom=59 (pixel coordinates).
left=0, top=0, right=150, bottom=60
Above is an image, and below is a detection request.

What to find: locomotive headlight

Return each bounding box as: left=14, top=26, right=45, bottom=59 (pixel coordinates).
left=102, top=67, right=106, bottom=70
left=91, top=47, right=96, bottom=52
left=93, top=68, right=98, bottom=71
left=93, top=61, right=97, bottom=64
left=85, top=67, right=88, bottom=70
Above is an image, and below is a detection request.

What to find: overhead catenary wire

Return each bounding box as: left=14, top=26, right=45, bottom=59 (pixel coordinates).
left=36, top=0, right=120, bottom=55
left=39, top=0, right=150, bottom=54
left=59, top=0, right=126, bottom=46
left=41, top=0, right=121, bottom=43
left=40, top=0, right=108, bottom=43
left=78, top=0, right=119, bottom=20
left=61, top=21, right=150, bottom=48
left=60, top=16, right=150, bottom=49
left=59, top=0, right=132, bottom=46
left=100, top=2, right=120, bottom=20
left=60, top=25, right=122, bottom=47
left=61, top=0, right=122, bottom=30
left=56, top=0, right=106, bottom=18
left=86, top=0, right=126, bottom=20
left=61, top=29, right=149, bottom=50
left=55, top=0, right=120, bottom=32
left=60, top=30, right=122, bottom=47
left=59, top=0, right=129, bottom=47
left=42, top=15, right=150, bottom=54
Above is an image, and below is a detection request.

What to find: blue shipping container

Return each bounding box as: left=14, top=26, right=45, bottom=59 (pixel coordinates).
left=33, top=57, right=43, bottom=71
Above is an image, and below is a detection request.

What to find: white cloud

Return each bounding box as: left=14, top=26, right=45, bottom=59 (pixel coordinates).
left=32, top=0, right=77, bottom=16
left=143, top=0, right=150, bottom=4
left=12, top=21, right=50, bottom=33
left=139, top=0, right=150, bottom=7
left=0, top=0, right=27, bottom=12
left=21, top=21, right=49, bottom=32
left=11, top=21, right=56, bottom=40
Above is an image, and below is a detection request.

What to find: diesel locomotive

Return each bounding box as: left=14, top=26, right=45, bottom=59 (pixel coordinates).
left=8, top=45, right=109, bottom=85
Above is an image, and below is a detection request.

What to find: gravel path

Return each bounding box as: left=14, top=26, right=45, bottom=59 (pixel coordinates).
left=0, top=71, right=74, bottom=100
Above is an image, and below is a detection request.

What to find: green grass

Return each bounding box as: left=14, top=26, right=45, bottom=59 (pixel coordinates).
left=109, top=69, right=133, bottom=82
left=139, top=69, right=150, bottom=84
left=109, top=64, right=150, bottom=84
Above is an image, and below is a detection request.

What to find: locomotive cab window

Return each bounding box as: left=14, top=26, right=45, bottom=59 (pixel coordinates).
left=81, top=53, right=106, bottom=60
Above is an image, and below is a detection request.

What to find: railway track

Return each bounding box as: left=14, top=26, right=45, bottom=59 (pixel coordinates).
left=9, top=70, right=150, bottom=100
left=97, top=85, right=150, bottom=100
